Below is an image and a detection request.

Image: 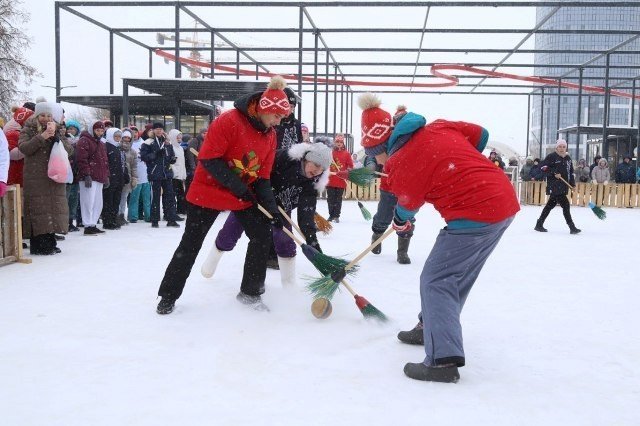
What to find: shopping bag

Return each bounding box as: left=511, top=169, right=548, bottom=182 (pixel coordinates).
left=48, top=141, right=72, bottom=184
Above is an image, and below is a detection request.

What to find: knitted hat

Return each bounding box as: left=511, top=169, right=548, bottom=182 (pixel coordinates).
left=358, top=93, right=392, bottom=156
left=11, top=106, right=34, bottom=126
left=65, top=119, right=81, bottom=133
left=103, top=119, right=113, bottom=127
left=556, top=139, right=567, bottom=147
left=304, top=142, right=333, bottom=170
left=121, top=130, right=132, bottom=139
left=257, top=75, right=290, bottom=116
left=301, top=123, right=309, bottom=133
left=284, top=87, right=300, bottom=107
left=152, top=122, right=164, bottom=129
left=93, top=121, right=105, bottom=131
left=22, top=101, right=36, bottom=111
left=393, top=105, right=408, bottom=125
left=34, top=102, right=55, bottom=118
left=334, top=134, right=345, bottom=144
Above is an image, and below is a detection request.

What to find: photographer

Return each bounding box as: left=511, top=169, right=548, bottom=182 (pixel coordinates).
left=18, top=102, right=73, bottom=255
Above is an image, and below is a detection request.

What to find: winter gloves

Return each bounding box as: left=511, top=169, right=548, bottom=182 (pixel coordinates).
left=392, top=215, right=412, bottom=233
left=392, top=205, right=416, bottom=233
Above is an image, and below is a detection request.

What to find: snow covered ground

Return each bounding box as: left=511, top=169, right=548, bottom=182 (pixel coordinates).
left=1, top=201, right=638, bottom=425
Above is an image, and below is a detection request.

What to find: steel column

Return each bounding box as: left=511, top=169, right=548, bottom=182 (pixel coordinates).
left=313, top=31, right=319, bottom=137
left=174, top=5, right=181, bottom=78
left=55, top=3, right=61, bottom=101
left=525, top=94, right=531, bottom=157
left=576, top=68, right=583, bottom=159
left=109, top=31, right=114, bottom=94
left=297, top=6, right=304, bottom=119
left=122, top=79, right=129, bottom=127
left=603, top=54, right=611, bottom=160
left=539, top=88, right=545, bottom=159
left=555, top=79, right=561, bottom=140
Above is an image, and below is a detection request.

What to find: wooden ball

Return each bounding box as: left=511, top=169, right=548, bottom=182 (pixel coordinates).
left=311, top=298, right=332, bottom=319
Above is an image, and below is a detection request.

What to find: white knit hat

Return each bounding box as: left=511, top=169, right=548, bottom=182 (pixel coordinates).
left=35, top=102, right=64, bottom=123
left=304, top=142, right=333, bottom=170
left=556, top=139, right=568, bottom=147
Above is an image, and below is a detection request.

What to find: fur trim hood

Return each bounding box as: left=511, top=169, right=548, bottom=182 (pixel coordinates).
left=287, top=142, right=330, bottom=193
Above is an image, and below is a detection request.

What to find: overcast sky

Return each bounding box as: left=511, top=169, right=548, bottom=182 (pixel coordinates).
left=21, top=0, right=545, bottom=155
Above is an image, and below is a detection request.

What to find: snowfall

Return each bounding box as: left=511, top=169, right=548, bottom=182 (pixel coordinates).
left=0, top=200, right=638, bottom=426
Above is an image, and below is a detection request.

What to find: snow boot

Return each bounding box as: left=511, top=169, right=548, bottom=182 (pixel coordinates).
left=569, top=223, right=582, bottom=234
left=201, top=247, right=225, bottom=278
left=156, top=297, right=176, bottom=315
left=397, top=235, right=412, bottom=264
left=278, top=256, right=296, bottom=288
left=534, top=219, right=547, bottom=232
left=236, top=292, right=270, bottom=312
left=371, top=232, right=383, bottom=255
left=397, top=321, right=424, bottom=345
left=68, top=219, right=79, bottom=232
left=117, top=213, right=128, bottom=226
left=403, top=362, right=460, bottom=383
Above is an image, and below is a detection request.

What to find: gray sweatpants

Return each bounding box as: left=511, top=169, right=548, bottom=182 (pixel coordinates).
left=420, top=216, right=514, bottom=367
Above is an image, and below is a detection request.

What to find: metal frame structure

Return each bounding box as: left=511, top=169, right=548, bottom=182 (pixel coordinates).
left=54, top=1, right=640, bottom=162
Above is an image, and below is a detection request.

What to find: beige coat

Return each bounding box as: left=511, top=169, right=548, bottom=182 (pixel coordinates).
left=18, top=116, right=73, bottom=238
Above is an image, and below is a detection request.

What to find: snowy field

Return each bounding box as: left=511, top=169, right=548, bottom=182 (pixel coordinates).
left=1, top=201, right=638, bottom=426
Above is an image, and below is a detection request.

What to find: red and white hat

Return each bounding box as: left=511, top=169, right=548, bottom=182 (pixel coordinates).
left=257, top=75, right=290, bottom=116
left=12, top=106, right=34, bottom=126
left=358, top=93, right=392, bottom=156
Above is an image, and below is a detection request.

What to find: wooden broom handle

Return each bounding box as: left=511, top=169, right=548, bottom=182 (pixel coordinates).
left=558, top=175, right=575, bottom=191
left=189, top=147, right=199, bottom=157
left=256, top=203, right=305, bottom=246
left=278, top=206, right=358, bottom=297
left=344, top=227, right=396, bottom=271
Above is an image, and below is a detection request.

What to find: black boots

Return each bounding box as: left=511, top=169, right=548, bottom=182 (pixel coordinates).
left=397, top=235, right=411, bottom=264
left=397, top=321, right=424, bottom=345
left=371, top=232, right=383, bottom=255
left=236, top=292, right=270, bottom=312
left=534, top=219, right=547, bottom=232
left=157, top=298, right=176, bottom=314
left=569, top=224, right=582, bottom=234
left=404, top=362, right=460, bottom=383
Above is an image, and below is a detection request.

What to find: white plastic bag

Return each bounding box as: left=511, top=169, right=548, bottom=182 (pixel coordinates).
left=48, top=141, right=73, bottom=184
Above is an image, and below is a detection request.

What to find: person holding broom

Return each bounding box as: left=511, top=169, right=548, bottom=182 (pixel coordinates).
left=357, top=93, right=520, bottom=383
left=155, top=75, right=290, bottom=314
left=534, top=139, right=581, bottom=234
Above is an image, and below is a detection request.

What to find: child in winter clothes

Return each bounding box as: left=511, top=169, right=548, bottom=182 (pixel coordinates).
left=326, top=134, right=353, bottom=223
left=156, top=75, right=291, bottom=314
left=117, top=129, right=138, bottom=226
left=75, top=121, right=108, bottom=235
left=4, top=106, right=34, bottom=188
left=0, top=131, right=8, bottom=197
left=128, top=127, right=152, bottom=223
left=534, top=139, right=581, bottom=234
left=102, top=128, right=128, bottom=230
left=168, top=129, right=187, bottom=216
left=207, top=142, right=333, bottom=287
left=575, top=158, right=590, bottom=183
left=591, top=158, right=610, bottom=184
left=357, top=93, right=519, bottom=384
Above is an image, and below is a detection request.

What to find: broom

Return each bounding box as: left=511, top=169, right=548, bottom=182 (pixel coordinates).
left=255, top=204, right=357, bottom=278
left=353, top=196, right=372, bottom=221
left=331, top=168, right=389, bottom=187
left=558, top=176, right=606, bottom=220
left=314, top=212, right=333, bottom=234
left=278, top=207, right=388, bottom=322
left=306, top=226, right=395, bottom=314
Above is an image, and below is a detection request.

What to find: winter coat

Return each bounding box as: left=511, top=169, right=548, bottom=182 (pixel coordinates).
left=275, top=114, right=303, bottom=150
left=529, top=164, right=544, bottom=181
left=131, top=139, right=148, bottom=184
left=75, top=127, right=109, bottom=183
left=575, top=161, right=590, bottom=183
left=541, top=152, right=575, bottom=196
left=168, top=129, right=187, bottom=180
left=0, top=131, right=8, bottom=184
left=18, top=116, right=73, bottom=237
left=615, top=161, right=636, bottom=183
left=140, top=135, right=176, bottom=181
left=271, top=144, right=330, bottom=247
left=591, top=159, right=610, bottom=184
left=520, top=160, right=534, bottom=182
left=120, top=139, right=138, bottom=191
left=384, top=119, right=520, bottom=225
left=327, top=148, right=354, bottom=189
left=186, top=133, right=205, bottom=175
left=186, top=92, right=277, bottom=211
left=4, top=130, right=24, bottom=186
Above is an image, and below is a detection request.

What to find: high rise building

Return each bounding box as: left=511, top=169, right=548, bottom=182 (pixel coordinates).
left=531, top=2, right=640, bottom=161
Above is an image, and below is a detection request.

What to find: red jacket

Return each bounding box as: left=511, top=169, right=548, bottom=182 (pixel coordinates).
left=5, top=130, right=23, bottom=186
left=385, top=120, right=520, bottom=224
left=187, top=108, right=276, bottom=211
left=75, top=131, right=109, bottom=183
left=327, top=148, right=354, bottom=189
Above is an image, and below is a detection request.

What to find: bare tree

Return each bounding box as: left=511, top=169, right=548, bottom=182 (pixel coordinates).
left=0, top=0, right=39, bottom=116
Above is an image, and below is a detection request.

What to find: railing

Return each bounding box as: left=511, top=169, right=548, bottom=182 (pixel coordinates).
left=522, top=181, right=640, bottom=208
left=0, top=185, right=30, bottom=267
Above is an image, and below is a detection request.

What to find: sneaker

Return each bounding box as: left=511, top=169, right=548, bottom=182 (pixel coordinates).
left=403, top=362, right=460, bottom=383
left=53, top=247, right=62, bottom=254
left=569, top=226, right=582, bottom=235
left=151, top=222, right=159, bottom=228
left=266, top=258, right=280, bottom=270
left=156, top=298, right=176, bottom=315
left=167, top=221, right=180, bottom=227
left=236, top=292, right=270, bottom=312
left=94, top=227, right=106, bottom=234
left=84, top=226, right=99, bottom=236
left=397, top=321, right=424, bottom=345
left=534, top=221, right=547, bottom=232
left=68, top=222, right=79, bottom=232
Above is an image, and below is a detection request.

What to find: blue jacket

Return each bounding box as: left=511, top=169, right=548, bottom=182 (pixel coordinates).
left=139, top=136, right=176, bottom=181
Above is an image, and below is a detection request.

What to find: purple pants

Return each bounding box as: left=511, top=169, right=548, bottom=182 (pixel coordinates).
left=216, top=211, right=296, bottom=258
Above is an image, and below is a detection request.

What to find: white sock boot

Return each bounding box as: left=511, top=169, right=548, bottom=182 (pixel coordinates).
left=278, top=256, right=296, bottom=288
left=201, top=246, right=225, bottom=278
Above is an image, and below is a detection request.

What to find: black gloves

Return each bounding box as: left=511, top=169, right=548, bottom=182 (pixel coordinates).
left=83, top=176, right=92, bottom=188
left=238, top=187, right=257, bottom=203
left=308, top=239, right=322, bottom=254
left=268, top=211, right=283, bottom=229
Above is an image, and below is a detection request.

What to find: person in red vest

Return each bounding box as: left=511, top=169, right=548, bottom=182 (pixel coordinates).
left=156, top=76, right=290, bottom=315
left=325, top=134, right=353, bottom=223
left=357, top=93, right=520, bottom=383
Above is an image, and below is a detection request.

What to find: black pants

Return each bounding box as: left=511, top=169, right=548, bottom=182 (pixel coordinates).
left=539, top=194, right=574, bottom=226
left=30, top=233, right=56, bottom=254
left=326, top=187, right=345, bottom=219
left=158, top=202, right=273, bottom=300
left=151, top=179, right=176, bottom=222
left=173, top=178, right=187, bottom=215
left=102, top=185, right=123, bottom=228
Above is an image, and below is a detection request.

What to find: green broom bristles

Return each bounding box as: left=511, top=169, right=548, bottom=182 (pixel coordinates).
left=312, top=254, right=358, bottom=277
left=355, top=295, right=388, bottom=322
left=588, top=202, right=606, bottom=220
left=357, top=201, right=372, bottom=221
left=347, top=168, right=377, bottom=187
left=307, top=275, right=341, bottom=300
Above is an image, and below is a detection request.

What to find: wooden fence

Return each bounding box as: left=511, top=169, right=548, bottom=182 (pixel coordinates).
left=319, top=179, right=382, bottom=201
left=0, top=185, right=30, bottom=267
left=522, top=181, right=640, bottom=208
